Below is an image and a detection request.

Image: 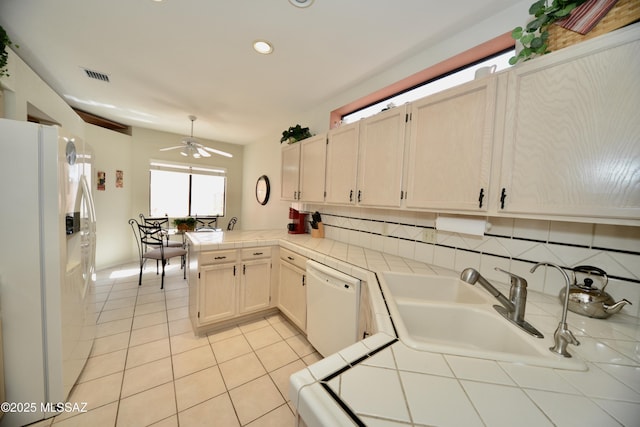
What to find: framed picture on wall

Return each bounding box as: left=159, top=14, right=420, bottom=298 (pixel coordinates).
left=97, top=171, right=106, bottom=191
left=116, top=170, right=123, bottom=188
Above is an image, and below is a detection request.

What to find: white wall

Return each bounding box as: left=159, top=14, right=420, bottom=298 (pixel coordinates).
left=241, top=133, right=291, bottom=231
left=1, top=48, right=245, bottom=268
left=86, top=124, right=134, bottom=268
left=1, top=48, right=84, bottom=136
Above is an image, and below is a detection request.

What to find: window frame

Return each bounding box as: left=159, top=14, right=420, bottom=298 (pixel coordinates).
left=329, top=32, right=514, bottom=128
left=148, top=160, right=227, bottom=218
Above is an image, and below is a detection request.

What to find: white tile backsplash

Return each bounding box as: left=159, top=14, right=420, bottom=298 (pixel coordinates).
left=513, top=218, right=550, bottom=241
left=549, top=221, right=594, bottom=246
left=593, top=224, right=640, bottom=252
left=310, top=206, right=640, bottom=318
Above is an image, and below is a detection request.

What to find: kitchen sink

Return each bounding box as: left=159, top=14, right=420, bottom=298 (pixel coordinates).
left=380, top=272, right=586, bottom=370
left=380, top=271, right=489, bottom=304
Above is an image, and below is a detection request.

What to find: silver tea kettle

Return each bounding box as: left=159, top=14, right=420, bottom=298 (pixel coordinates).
left=559, top=265, right=631, bottom=319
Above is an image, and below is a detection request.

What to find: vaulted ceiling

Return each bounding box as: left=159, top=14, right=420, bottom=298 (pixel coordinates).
left=0, top=0, right=519, bottom=144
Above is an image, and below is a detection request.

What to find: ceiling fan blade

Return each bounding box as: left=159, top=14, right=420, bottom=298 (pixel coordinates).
left=159, top=145, right=184, bottom=151
left=202, top=146, right=233, bottom=158
left=196, top=146, right=211, bottom=157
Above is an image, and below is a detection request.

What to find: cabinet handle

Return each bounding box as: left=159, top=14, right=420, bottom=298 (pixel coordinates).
left=287, top=256, right=294, bottom=261
left=500, top=188, right=507, bottom=209
left=243, top=264, right=246, bottom=274
left=253, top=252, right=263, bottom=256
left=233, top=265, right=236, bottom=275
left=302, top=274, right=306, bottom=286
left=349, top=189, right=353, bottom=202
left=358, top=190, right=361, bottom=203
left=478, top=188, right=485, bottom=208
left=214, top=256, right=226, bottom=260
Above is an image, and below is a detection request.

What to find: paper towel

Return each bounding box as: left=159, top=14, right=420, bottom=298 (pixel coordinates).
left=435, top=216, right=488, bottom=236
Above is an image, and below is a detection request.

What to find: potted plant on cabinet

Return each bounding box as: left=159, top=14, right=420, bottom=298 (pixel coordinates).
left=173, top=217, right=196, bottom=232
left=1, top=24, right=18, bottom=78
left=509, top=0, right=589, bottom=64
left=280, top=124, right=312, bottom=144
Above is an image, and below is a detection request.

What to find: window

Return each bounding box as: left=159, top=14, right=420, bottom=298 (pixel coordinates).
left=342, top=49, right=514, bottom=124
left=149, top=161, right=226, bottom=217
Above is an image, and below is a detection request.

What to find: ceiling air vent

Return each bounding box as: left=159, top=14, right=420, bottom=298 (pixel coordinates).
left=83, top=68, right=110, bottom=82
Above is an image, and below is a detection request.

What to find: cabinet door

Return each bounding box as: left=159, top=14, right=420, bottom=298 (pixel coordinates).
left=499, top=35, right=640, bottom=221
left=281, top=143, right=300, bottom=200
left=198, top=263, right=237, bottom=324
left=406, top=78, right=496, bottom=211
left=278, top=260, right=306, bottom=331
left=299, top=134, right=327, bottom=203
left=239, top=259, right=271, bottom=314
left=357, top=105, right=408, bottom=207
left=326, top=122, right=359, bottom=205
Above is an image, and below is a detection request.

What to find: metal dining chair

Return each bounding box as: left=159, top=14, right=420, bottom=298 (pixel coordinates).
left=129, top=218, right=187, bottom=289
left=195, top=215, right=219, bottom=231
left=227, top=217, right=237, bottom=231
left=139, top=214, right=185, bottom=248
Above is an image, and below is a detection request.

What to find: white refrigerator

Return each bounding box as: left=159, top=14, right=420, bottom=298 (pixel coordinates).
left=0, top=119, right=97, bottom=426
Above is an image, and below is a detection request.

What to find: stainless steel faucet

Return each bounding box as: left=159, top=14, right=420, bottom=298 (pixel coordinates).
left=460, top=267, right=543, bottom=338
left=530, top=262, right=580, bottom=358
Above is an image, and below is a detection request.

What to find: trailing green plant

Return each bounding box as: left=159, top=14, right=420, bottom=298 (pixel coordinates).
left=280, top=124, right=312, bottom=144
left=509, top=0, right=588, bottom=65
left=0, top=24, right=18, bottom=78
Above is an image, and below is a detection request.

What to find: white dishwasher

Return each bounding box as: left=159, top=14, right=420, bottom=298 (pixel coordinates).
left=306, top=260, right=361, bottom=357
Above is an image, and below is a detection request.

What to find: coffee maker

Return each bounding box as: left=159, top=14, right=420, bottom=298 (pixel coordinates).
left=287, top=208, right=307, bottom=234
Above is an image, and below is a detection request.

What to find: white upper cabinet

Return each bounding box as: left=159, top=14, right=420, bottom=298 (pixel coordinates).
left=299, top=134, right=327, bottom=203
left=280, top=142, right=300, bottom=201
left=405, top=77, right=497, bottom=211
left=325, top=122, right=359, bottom=205
left=357, top=104, right=408, bottom=207
left=280, top=134, right=327, bottom=202
left=497, top=26, right=640, bottom=223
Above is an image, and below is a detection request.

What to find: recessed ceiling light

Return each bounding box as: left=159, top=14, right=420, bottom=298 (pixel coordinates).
left=253, top=40, right=274, bottom=55
left=289, top=0, right=314, bottom=8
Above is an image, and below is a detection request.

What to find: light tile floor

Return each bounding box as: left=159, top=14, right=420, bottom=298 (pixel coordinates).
left=33, top=261, right=322, bottom=427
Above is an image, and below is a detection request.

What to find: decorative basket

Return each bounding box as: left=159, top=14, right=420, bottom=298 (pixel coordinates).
left=548, top=0, right=640, bottom=51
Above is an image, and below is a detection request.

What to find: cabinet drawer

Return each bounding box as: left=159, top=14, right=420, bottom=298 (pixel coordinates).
left=280, top=248, right=307, bottom=270
left=241, top=247, right=272, bottom=261
left=200, top=250, right=237, bottom=265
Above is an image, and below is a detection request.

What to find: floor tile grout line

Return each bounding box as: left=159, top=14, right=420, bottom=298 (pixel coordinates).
left=54, top=265, right=310, bottom=426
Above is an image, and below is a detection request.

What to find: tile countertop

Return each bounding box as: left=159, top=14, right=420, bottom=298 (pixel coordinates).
left=186, top=231, right=640, bottom=426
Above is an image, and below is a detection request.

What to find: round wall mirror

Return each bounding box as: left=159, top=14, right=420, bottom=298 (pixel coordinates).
left=256, top=175, right=270, bottom=205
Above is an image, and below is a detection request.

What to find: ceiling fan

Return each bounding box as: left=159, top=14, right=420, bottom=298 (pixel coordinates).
left=160, top=115, right=233, bottom=158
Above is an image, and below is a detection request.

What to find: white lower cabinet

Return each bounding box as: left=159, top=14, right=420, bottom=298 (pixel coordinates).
left=239, top=258, right=272, bottom=314
left=278, top=248, right=307, bottom=331
left=199, top=262, right=237, bottom=324
left=193, top=247, right=273, bottom=328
